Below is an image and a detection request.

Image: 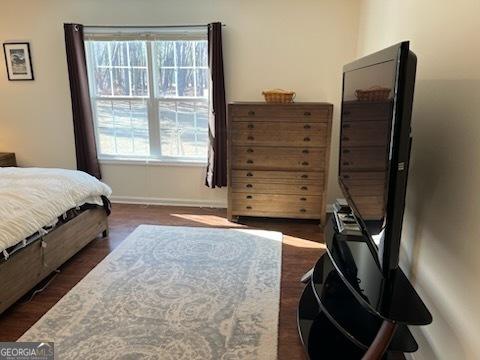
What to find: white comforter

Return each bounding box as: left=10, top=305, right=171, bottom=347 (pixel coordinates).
left=0, top=167, right=112, bottom=254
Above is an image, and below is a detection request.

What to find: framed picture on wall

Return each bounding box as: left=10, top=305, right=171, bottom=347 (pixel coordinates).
left=3, top=42, right=34, bottom=80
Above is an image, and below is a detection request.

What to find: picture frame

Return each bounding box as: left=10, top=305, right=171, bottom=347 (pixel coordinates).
left=3, top=42, right=34, bottom=81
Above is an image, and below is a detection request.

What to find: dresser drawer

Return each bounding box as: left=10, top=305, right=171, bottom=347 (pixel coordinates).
left=230, top=104, right=331, bottom=121
left=231, top=193, right=322, bottom=218
left=231, top=121, right=328, bottom=147
left=231, top=146, right=325, bottom=171
left=231, top=181, right=323, bottom=195
left=231, top=170, right=324, bottom=182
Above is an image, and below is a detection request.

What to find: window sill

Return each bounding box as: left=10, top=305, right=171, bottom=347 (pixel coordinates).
left=99, top=157, right=207, bottom=167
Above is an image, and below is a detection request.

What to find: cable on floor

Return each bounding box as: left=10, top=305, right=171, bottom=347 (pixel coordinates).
left=21, top=269, right=61, bottom=304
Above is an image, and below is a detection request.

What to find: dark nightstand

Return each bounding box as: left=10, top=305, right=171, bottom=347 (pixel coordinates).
left=0, top=153, right=17, bottom=167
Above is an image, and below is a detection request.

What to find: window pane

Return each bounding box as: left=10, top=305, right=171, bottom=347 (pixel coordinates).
left=131, top=101, right=149, bottom=155
left=196, top=131, right=208, bottom=156
left=111, top=42, right=128, bottom=66
left=159, top=100, right=208, bottom=159
left=179, top=129, right=197, bottom=157
left=94, top=42, right=109, bottom=66
left=195, top=69, right=209, bottom=97
left=195, top=41, right=208, bottom=67
left=159, top=101, right=177, bottom=128
left=131, top=101, right=148, bottom=129
left=196, top=102, right=209, bottom=129
left=86, top=36, right=209, bottom=161
left=156, top=41, right=175, bottom=67
left=176, top=41, right=194, bottom=67
left=96, top=100, right=115, bottom=154
left=128, top=41, right=146, bottom=67
left=98, top=128, right=116, bottom=155
left=177, top=69, right=194, bottom=97
left=133, top=128, right=149, bottom=155
left=112, top=68, right=130, bottom=96
left=107, top=100, right=149, bottom=156
left=158, top=68, right=177, bottom=96
left=96, top=100, right=114, bottom=128
left=178, top=102, right=195, bottom=128
left=159, top=101, right=177, bottom=157
left=113, top=100, right=131, bottom=134
left=94, top=68, right=112, bottom=96
left=131, top=68, right=148, bottom=97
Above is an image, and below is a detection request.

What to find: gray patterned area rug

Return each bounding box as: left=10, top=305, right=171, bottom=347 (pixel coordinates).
left=19, top=225, right=282, bottom=360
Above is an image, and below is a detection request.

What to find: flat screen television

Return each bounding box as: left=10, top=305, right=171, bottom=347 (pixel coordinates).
left=338, top=41, right=417, bottom=274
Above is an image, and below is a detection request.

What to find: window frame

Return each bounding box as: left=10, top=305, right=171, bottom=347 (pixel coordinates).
left=85, top=29, right=210, bottom=164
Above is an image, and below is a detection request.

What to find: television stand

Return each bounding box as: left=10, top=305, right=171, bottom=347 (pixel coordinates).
left=297, top=217, right=432, bottom=359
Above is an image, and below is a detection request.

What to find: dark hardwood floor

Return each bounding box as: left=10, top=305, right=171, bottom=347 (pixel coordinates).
left=0, top=203, right=325, bottom=359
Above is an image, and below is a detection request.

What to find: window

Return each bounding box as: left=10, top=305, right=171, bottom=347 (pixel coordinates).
left=85, top=29, right=209, bottom=163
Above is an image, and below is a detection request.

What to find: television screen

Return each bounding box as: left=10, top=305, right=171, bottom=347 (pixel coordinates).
left=339, top=42, right=417, bottom=272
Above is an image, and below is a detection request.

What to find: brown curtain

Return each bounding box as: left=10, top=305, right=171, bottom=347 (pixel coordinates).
left=64, top=23, right=102, bottom=179
left=205, top=22, right=227, bottom=188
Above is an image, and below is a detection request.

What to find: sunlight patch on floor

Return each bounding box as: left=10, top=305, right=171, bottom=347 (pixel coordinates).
left=282, top=235, right=326, bottom=249
left=170, top=213, right=247, bottom=227
left=170, top=213, right=325, bottom=249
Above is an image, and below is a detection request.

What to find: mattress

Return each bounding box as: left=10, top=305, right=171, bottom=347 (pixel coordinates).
left=0, top=167, right=112, bottom=257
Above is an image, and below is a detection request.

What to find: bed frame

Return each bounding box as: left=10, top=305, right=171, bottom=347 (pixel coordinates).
left=0, top=207, right=108, bottom=314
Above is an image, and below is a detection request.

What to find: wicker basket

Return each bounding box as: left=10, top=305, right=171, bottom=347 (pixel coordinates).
left=262, top=89, right=296, bottom=103
left=355, top=86, right=391, bottom=102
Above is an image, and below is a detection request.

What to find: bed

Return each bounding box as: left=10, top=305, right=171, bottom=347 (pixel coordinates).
left=0, top=167, right=112, bottom=314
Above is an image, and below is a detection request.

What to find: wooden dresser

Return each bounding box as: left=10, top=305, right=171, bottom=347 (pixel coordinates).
left=0, top=153, right=16, bottom=167
left=227, top=102, right=333, bottom=225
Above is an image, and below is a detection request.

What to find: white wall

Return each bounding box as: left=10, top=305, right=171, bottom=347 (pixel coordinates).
left=0, top=0, right=360, bottom=206
left=357, top=1, right=480, bottom=359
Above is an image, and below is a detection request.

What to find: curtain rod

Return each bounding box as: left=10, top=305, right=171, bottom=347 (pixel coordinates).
left=83, top=24, right=226, bottom=29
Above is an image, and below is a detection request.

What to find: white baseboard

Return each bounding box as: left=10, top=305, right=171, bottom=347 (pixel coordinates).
left=110, top=195, right=227, bottom=208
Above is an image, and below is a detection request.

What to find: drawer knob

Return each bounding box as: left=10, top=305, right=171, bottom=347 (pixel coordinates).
left=246, top=172, right=253, bottom=177
left=343, top=124, right=351, bottom=129
left=247, top=124, right=254, bottom=129
left=247, top=148, right=254, bottom=153
left=247, top=159, right=254, bottom=164
left=302, top=149, right=309, bottom=154
left=246, top=206, right=252, bottom=209
left=300, top=197, right=307, bottom=201
left=304, top=124, right=311, bottom=129
left=246, top=195, right=253, bottom=199
left=343, top=110, right=351, bottom=116
left=300, top=208, right=307, bottom=213
left=301, top=174, right=309, bottom=179
left=246, top=184, right=253, bottom=188
left=343, top=162, right=350, bottom=166
left=342, top=136, right=350, bottom=141
left=343, top=174, right=350, bottom=179
left=304, top=111, right=311, bottom=116
left=301, top=186, right=308, bottom=191
left=248, top=111, right=255, bottom=116
left=303, top=137, right=311, bottom=142
left=301, top=161, right=309, bottom=166
left=247, top=136, right=255, bottom=141
left=343, top=149, right=350, bottom=154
